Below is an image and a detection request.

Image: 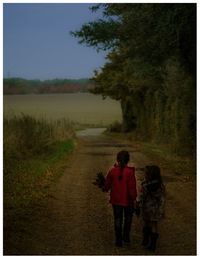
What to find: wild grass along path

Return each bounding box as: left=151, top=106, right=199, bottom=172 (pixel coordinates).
left=10, top=128, right=196, bottom=255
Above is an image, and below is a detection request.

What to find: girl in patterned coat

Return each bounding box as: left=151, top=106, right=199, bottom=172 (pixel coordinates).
left=136, top=165, right=165, bottom=251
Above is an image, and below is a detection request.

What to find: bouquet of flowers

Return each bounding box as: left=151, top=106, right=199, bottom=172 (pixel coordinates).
left=93, top=172, right=106, bottom=191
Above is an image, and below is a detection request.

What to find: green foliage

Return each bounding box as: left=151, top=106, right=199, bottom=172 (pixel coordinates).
left=70, top=18, right=121, bottom=51
left=72, top=3, right=196, bottom=156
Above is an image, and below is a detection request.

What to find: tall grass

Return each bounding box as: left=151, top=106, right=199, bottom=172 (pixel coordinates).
left=4, top=114, right=75, bottom=172
left=4, top=114, right=75, bottom=250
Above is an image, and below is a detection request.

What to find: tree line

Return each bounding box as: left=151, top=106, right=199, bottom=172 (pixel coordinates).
left=71, top=3, right=196, bottom=155
left=3, top=77, right=94, bottom=95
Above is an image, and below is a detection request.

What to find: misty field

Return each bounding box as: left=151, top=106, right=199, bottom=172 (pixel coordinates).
left=4, top=93, right=122, bottom=126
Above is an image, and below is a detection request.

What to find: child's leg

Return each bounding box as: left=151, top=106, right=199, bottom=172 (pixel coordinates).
left=123, top=206, right=133, bottom=243
left=142, top=220, right=151, bottom=246
left=148, top=221, right=159, bottom=251
left=112, top=205, right=123, bottom=246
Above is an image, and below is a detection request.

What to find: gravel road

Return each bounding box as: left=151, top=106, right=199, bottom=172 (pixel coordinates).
left=11, top=128, right=196, bottom=255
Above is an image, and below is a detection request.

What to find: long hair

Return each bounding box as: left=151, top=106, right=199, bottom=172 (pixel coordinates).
left=117, top=150, right=130, bottom=180
left=145, top=165, right=163, bottom=185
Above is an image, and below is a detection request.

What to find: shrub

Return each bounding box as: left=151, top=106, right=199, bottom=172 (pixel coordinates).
left=108, top=120, right=122, bottom=132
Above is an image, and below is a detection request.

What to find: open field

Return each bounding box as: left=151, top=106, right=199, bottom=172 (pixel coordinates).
left=4, top=93, right=122, bottom=126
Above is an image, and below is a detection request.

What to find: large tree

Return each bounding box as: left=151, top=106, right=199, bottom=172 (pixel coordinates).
left=71, top=3, right=196, bottom=154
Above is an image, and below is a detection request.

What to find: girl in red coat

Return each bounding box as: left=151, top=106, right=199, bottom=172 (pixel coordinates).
left=104, top=150, right=137, bottom=247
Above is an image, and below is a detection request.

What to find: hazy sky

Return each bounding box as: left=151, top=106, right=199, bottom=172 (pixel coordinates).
left=3, top=3, right=107, bottom=80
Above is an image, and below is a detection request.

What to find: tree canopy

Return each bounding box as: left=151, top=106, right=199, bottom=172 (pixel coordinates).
left=71, top=3, right=196, bottom=155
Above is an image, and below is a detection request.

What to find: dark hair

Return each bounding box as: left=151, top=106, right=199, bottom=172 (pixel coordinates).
left=117, top=150, right=130, bottom=180
left=145, top=165, right=162, bottom=183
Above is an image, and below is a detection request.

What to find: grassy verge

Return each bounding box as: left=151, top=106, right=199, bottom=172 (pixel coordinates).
left=3, top=114, right=76, bottom=253
left=138, top=141, right=196, bottom=177
left=104, top=131, right=196, bottom=178
left=4, top=140, right=74, bottom=211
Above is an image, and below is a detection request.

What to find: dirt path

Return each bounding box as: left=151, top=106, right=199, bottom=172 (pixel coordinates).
left=16, top=129, right=196, bottom=255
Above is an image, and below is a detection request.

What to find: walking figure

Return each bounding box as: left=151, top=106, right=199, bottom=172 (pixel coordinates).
left=136, top=165, right=165, bottom=252
left=104, top=150, right=137, bottom=247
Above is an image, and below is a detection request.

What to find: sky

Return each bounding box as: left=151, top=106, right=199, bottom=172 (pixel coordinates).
left=3, top=3, right=108, bottom=80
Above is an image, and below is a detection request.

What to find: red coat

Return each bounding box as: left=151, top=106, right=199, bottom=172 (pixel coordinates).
left=104, top=164, right=137, bottom=206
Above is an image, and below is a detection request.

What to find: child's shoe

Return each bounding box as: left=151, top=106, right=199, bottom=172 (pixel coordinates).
left=142, top=226, right=151, bottom=246
left=123, top=236, right=130, bottom=244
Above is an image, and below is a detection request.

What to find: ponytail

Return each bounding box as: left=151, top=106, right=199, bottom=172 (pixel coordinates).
left=117, top=151, right=130, bottom=180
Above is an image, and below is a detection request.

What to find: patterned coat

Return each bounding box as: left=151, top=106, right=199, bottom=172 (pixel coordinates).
left=137, top=180, right=165, bottom=221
